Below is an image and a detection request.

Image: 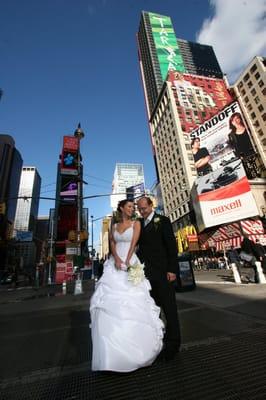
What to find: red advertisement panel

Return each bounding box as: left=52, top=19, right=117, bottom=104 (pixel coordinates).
left=167, top=71, right=233, bottom=133
left=63, top=136, right=79, bottom=151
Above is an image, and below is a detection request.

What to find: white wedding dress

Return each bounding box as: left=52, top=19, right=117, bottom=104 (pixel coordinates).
left=90, top=225, right=164, bottom=372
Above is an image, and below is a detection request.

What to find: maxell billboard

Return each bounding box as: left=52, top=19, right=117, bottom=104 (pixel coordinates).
left=190, top=101, right=256, bottom=176
left=148, top=13, right=185, bottom=80
left=191, top=159, right=258, bottom=231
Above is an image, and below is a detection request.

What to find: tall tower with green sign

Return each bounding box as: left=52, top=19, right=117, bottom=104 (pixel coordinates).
left=137, top=11, right=185, bottom=117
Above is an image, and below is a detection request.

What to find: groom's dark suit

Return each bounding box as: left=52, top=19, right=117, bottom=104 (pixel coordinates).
left=137, top=213, right=181, bottom=353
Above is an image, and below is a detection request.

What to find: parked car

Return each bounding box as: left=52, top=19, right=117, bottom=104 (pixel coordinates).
left=0, top=270, right=14, bottom=285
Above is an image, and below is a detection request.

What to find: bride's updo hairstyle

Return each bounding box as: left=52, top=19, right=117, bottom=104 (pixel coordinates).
left=117, top=199, right=133, bottom=214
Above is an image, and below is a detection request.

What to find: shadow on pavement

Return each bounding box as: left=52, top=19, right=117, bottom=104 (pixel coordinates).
left=0, top=281, right=266, bottom=399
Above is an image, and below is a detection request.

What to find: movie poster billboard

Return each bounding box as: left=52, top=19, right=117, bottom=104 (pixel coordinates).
left=148, top=12, right=185, bottom=80
left=190, top=101, right=256, bottom=177
left=191, top=159, right=259, bottom=231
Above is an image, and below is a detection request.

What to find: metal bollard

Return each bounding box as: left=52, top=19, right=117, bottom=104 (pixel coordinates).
left=62, top=280, right=67, bottom=295
left=231, top=263, right=242, bottom=284
left=74, top=273, right=83, bottom=295
left=255, top=261, right=266, bottom=284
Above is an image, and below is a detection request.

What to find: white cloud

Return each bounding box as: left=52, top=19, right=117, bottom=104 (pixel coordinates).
left=196, top=0, right=266, bottom=83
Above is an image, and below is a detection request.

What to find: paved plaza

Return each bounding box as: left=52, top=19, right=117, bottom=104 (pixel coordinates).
left=0, top=270, right=266, bottom=400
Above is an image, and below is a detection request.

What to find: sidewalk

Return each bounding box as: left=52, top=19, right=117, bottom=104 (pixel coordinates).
left=0, top=272, right=266, bottom=400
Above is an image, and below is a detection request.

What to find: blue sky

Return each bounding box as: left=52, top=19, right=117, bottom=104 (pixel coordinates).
left=1, top=0, right=265, bottom=247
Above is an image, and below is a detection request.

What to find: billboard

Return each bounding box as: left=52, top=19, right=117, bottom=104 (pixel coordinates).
left=168, top=71, right=233, bottom=133
left=190, top=101, right=256, bottom=176
left=63, top=136, right=79, bottom=151
left=126, top=183, right=145, bottom=200
left=192, top=159, right=259, bottom=231
left=15, top=231, right=33, bottom=242
left=61, top=136, right=79, bottom=174
left=60, top=176, right=78, bottom=203
left=149, top=12, right=185, bottom=80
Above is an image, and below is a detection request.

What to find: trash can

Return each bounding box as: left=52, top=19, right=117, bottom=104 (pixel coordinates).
left=175, top=252, right=196, bottom=292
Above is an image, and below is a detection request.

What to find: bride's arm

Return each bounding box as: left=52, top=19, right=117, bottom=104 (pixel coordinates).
left=109, top=228, right=123, bottom=268
left=125, top=221, right=141, bottom=266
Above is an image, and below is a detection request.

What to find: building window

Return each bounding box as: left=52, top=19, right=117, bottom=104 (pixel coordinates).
left=250, top=64, right=257, bottom=73
left=251, top=88, right=256, bottom=96
left=262, top=113, right=266, bottom=121
left=247, top=81, right=252, bottom=88
left=243, top=73, right=250, bottom=82
left=258, top=80, right=264, bottom=88
left=251, top=112, right=256, bottom=120
left=258, top=104, right=264, bottom=112
left=254, top=72, right=260, bottom=80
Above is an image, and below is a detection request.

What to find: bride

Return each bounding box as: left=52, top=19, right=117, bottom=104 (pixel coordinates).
left=90, top=199, right=164, bottom=372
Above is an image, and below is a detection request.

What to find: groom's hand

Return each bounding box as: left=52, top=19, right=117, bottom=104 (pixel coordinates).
left=167, top=272, right=176, bottom=282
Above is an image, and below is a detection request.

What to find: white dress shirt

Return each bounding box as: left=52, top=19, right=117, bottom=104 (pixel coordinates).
left=144, top=211, right=155, bottom=227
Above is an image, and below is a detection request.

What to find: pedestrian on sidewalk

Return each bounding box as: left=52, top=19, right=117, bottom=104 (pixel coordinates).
left=227, top=246, right=243, bottom=280
left=240, top=236, right=258, bottom=283
left=253, top=240, right=266, bottom=273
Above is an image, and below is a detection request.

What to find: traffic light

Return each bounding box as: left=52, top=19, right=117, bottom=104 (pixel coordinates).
left=0, top=203, right=6, bottom=215
left=68, top=230, right=77, bottom=241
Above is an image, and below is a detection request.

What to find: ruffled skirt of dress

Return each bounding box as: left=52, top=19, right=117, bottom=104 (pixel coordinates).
left=90, top=257, right=164, bottom=372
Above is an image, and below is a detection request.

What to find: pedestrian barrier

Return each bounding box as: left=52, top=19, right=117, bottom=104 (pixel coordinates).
left=255, top=261, right=266, bottom=284
left=230, top=263, right=242, bottom=284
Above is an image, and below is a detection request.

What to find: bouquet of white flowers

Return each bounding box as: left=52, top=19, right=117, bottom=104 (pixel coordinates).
left=127, top=262, right=145, bottom=285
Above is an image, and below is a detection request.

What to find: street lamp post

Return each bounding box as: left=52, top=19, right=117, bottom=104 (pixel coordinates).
left=74, top=123, right=85, bottom=261
left=48, top=214, right=54, bottom=285
left=91, top=215, right=94, bottom=279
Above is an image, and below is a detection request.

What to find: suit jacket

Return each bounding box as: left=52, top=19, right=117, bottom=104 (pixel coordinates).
left=137, top=213, right=179, bottom=280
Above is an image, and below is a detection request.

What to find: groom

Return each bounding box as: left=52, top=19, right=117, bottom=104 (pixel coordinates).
left=137, top=196, right=181, bottom=361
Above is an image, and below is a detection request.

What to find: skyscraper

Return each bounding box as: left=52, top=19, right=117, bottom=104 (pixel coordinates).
left=137, top=11, right=228, bottom=231
left=111, top=163, right=145, bottom=210
left=177, top=39, right=223, bottom=79
left=0, top=135, right=23, bottom=268
left=137, top=11, right=223, bottom=117
left=232, top=56, right=266, bottom=169
left=14, top=167, right=41, bottom=234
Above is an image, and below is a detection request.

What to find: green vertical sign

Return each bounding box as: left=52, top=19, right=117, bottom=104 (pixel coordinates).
left=149, top=12, right=185, bottom=80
